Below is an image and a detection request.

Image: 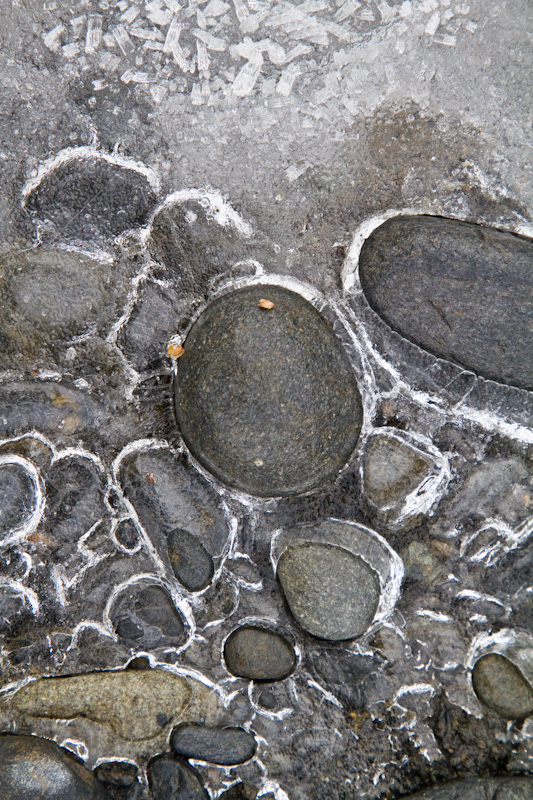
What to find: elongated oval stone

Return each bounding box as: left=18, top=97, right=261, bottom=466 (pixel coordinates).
left=170, top=723, right=256, bottom=765
left=359, top=216, right=533, bottom=390
left=224, top=625, right=296, bottom=680
left=472, top=653, right=533, bottom=720
left=174, top=284, right=362, bottom=497
left=277, top=542, right=380, bottom=641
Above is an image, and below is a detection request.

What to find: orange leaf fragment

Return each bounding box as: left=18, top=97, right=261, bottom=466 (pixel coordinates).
left=168, top=343, right=185, bottom=360
left=258, top=298, right=274, bottom=310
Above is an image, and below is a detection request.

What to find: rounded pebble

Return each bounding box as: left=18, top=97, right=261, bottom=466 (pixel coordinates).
left=277, top=542, right=381, bottom=640
left=0, top=460, right=36, bottom=539
left=472, top=653, right=533, bottom=720
left=0, top=733, right=109, bottom=800
left=148, top=755, right=209, bottom=800
left=170, top=723, right=256, bottom=765
left=110, top=584, right=187, bottom=650
left=224, top=625, right=296, bottom=681
left=174, top=284, right=362, bottom=497
left=167, top=528, right=214, bottom=592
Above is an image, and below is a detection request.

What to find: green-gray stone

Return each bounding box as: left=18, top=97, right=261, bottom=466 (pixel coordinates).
left=472, top=653, right=533, bottom=720
left=174, top=284, right=362, bottom=497
left=224, top=625, right=296, bottom=680
left=277, top=542, right=380, bottom=640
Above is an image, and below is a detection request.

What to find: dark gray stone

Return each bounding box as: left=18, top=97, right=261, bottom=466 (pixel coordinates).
left=170, top=723, right=256, bottom=765
left=94, top=761, right=138, bottom=790
left=403, top=778, right=533, bottom=800
left=110, top=584, right=187, bottom=649
left=25, top=157, right=157, bottom=241
left=219, top=783, right=258, bottom=800
left=224, top=625, right=296, bottom=681
left=472, top=653, right=533, bottom=720
left=359, top=215, right=533, bottom=390
left=147, top=755, right=209, bottom=800
left=0, top=461, right=35, bottom=537
left=362, top=433, right=432, bottom=509
left=0, top=733, right=109, bottom=800
left=174, top=284, right=362, bottom=497
left=167, top=528, right=214, bottom=592
left=277, top=542, right=380, bottom=640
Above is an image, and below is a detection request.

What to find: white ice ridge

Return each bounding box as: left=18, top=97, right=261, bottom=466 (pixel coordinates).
left=145, top=188, right=255, bottom=239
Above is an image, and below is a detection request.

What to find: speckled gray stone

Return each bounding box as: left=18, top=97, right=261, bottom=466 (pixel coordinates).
left=224, top=625, right=296, bottom=681
left=402, top=777, right=533, bottom=800
left=0, top=461, right=35, bottom=538
left=359, top=215, right=533, bottom=390
left=363, top=434, right=432, bottom=509
left=167, top=528, right=214, bottom=592
left=148, top=755, right=209, bottom=800
left=0, top=734, right=109, bottom=800
left=170, top=723, right=256, bottom=765
left=472, top=653, right=533, bottom=720
left=277, top=542, right=380, bottom=640
left=174, top=284, right=362, bottom=497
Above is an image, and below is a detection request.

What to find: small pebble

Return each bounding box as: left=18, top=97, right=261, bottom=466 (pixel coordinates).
left=224, top=625, right=296, bottom=680
left=170, top=723, right=256, bottom=765
left=472, top=653, right=533, bottom=720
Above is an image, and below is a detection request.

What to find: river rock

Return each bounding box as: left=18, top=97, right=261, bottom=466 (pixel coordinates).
left=148, top=755, right=209, bottom=800
left=170, top=723, right=256, bottom=765
left=167, top=528, right=214, bottom=592
left=471, top=653, right=533, bottom=720
left=277, top=542, right=380, bottom=640
left=0, top=733, right=109, bottom=799
left=401, top=777, right=533, bottom=800
left=224, top=625, right=296, bottom=681
left=11, top=669, right=193, bottom=740
left=110, top=583, right=187, bottom=650
left=174, top=284, right=362, bottom=496
left=362, top=433, right=432, bottom=509
left=0, top=458, right=36, bottom=539
left=358, top=215, right=533, bottom=390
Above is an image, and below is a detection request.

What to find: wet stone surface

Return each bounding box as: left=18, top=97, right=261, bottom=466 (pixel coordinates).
left=224, top=625, right=296, bottom=681
left=0, top=733, right=109, bottom=800
left=174, top=284, right=363, bottom=497
left=167, top=528, right=214, bottom=593
left=170, top=723, right=256, bottom=765
left=110, top=584, right=187, bottom=651
left=363, top=432, right=433, bottom=510
left=472, top=654, right=533, bottom=720
left=277, top=542, right=381, bottom=640
left=359, top=215, right=533, bottom=390
left=404, top=777, right=533, bottom=800
left=0, top=460, right=36, bottom=537
left=147, top=755, right=209, bottom=800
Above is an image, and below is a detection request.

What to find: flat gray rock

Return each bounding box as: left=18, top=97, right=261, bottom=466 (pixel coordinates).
left=277, top=542, right=380, bottom=640
left=174, top=284, right=362, bottom=497
left=472, top=653, right=533, bottom=720
left=363, top=433, right=432, bottom=509
left=359, top=216, right=533, bottom=390
left=170, top=723, right=256, bottom=765
left=0, top=734, right=109, bottom=800
left=224, top=625, right=296, bottom=681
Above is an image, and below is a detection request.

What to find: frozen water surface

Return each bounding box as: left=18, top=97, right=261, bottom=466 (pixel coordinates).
left=0, top=0, right=532, bottom=798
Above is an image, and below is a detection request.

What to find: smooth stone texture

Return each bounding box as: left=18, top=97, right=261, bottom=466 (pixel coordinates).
left=174, top=284, right=362, bottom=496
left=363, top=434, right=431, bottom=509
left=277, top=542, right=380, bottom=640
left=0, top=733, right=109, bottom=800
left=219, top=783, right=259, bottom=800
left=167, top=528, right=215, bottom=592
left=94, top=761, right=138, bottom=787
left=170, top=723, right=256, bottom=765
left=25, top=157, right=157, bottom=240
left=110, top=584, right=187, bottom=649
left=0, top=461, right=35, bottom=536
left=402, top=778, right=533, bottom=800
left=359, top=215, right=533, bottom=390
left=224, top=625, right=296, bottom=681
left=148, top=755, right=209, bottom=800
left=472, top=653, right=533, bottom=720
left=11, top=670, right=192, bottom=740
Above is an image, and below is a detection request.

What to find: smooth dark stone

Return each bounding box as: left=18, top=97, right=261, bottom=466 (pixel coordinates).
left=277, top=542, right=380, bottom=640
left=167, top=528, right=214, bottom=592
left=148, top=755, right=209, bottom=800
left=110, top=584, right=187, bottom=649
left=94, top=761, right=138, bottom=787
left=0, top=462, right=35, bottom=537
left=224, top=625, right=296, bottom=681
left=219, top=783, right=258, bottom=800
left=402, top=778, right=533, bottom=800
left=174, top=284, right=362, bottom=496
left=359, top=215, right=533, bottom=389
left=472, top=653, right=533, bottom=720
left=0, top=733, right=109, bottom=800
left=170, top=723, right=256, bottom=765
left=25, top=157, right=157, bottom=240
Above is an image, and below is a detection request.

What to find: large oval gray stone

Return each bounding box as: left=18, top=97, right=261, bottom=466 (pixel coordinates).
left=472, top=653, right=533, bottom=720
left=0, top=734, right=109, bottom=800
left=170, top=723, right=256, bottom=765
left=277, top=542, right=380, bottom=640
left=224, top=625, right=296, bottom=681
left=174, top=284, right=362, bottom=496
left=359, top=215, right=533, bottom=390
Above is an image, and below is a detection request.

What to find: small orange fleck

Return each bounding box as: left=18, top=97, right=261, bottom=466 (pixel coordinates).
left=258, top=298, right=274, bottom=310
left=146, top=472, right=155, bottom=484
left=168, top=343, right=185, bottom=360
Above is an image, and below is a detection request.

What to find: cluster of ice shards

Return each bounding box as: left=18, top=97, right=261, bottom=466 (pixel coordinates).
left=39, top=0, right=482, bottom=108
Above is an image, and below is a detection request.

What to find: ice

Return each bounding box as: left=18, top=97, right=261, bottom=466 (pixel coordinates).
left=92, top=79, right=108, bottom=90
left=322, top=20, right=354, bottom=41
left=333, top=0, right=360, bottom=22
left=43, top=1, right=57, bottom=10
left=196, top=7, right=207, bottom=28
left=232, top=37, right=262, bottom=61
left=172, top=44, right=191, bottom=71
left=232, top=0, right=249, bottom=22
left=358, top=7, right=376, bottom=21
left=284, top=42, right=312, bottom=61
left=164, top=16, right=182, bottom=51
left=149, top=84, right=168, bottom=103
left=204, top=0, right=229, bottom=16
left=261, top=39, right=286, bottom=65
left=62, top=42, right=81, bottom=58
left=130, top=71, right=157, bottom=82
left=193, top=28, right=227, bottom=50
left=119, top=6, right=140, bottom=24
left=86, top=14, right=103, bottom=54
left=147, top=5, right=174, bottom=24
left=120, top=68, right=134, bottom=83
left=197, top=39, right=210, bottom=70
left=240, top=9, right=269, bottom=33
left=70, top=14, right=86, bottom=28
left=42, top=23, right=65, bottom=52
left=191, top=83, right=204, bottom=104
left=144, top=40, right=165, bottom=50
left=129, top=26, right=165, bottom=41
left=113, top=25, right=135, bottom=54
left=432, top=31, right=456, bottom=45
left=162, top=0, right=181, bottom=10
left=425, top=11, right=440, bottom=35
left=285, top=160, right=311, bottom=181
left=464, top=19, right=478, bottom=32
left=232, top=55, right=263, bottom=96
left=276, top=62, right=301, bottom=96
